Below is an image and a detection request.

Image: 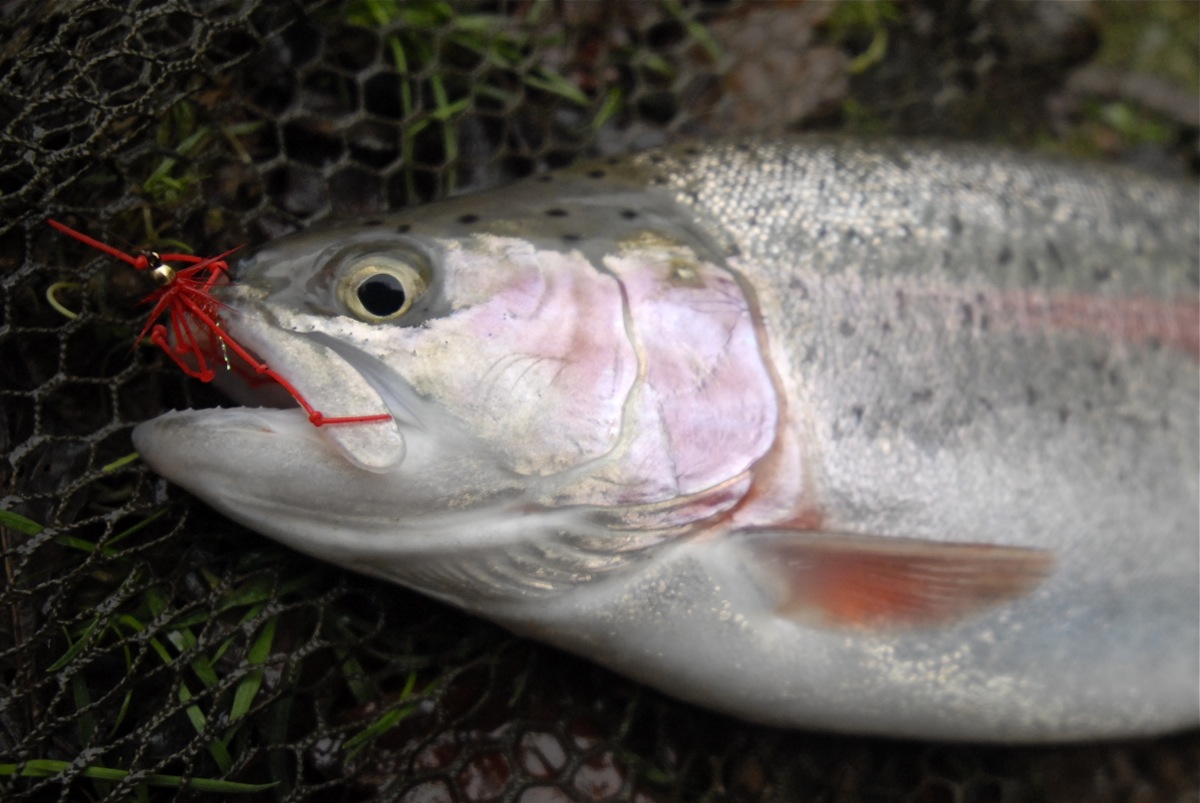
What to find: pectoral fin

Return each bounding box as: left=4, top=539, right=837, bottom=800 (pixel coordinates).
left=743, top=530, right=1053, bottom=629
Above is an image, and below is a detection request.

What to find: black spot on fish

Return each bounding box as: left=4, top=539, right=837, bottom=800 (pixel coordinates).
left=948, top=215, right=963, bottom=236
left=974, top=291, right=993, bottom=328
left=1024, top=257, right=1041, bottom=283
left=851, top=405, right=864, bottom=423
left=839, top=319, right=855, bottom=337
left=1093, top=267, right=1112, bottom=283
left=911, top=388, right=934, bottom=404
left=587, top=169, right=606, bottom=179
left=545, top=208, right=569, bottom=217
left=1026, top=384, right=1039, bottom=406
left=1045, top=240, right=1064, bottom=270
left=396, top=223, right=411, bottom=234
left=458, top=213, right=480, bottom=225
left=997, top=245, right=1013, bottom=265
left=788, top=278, right=810, bottom=299
left=734, top=143, right=751, bottom=153
left=620, top=209, right=639, bottom=220
left=562, top=233, right=582, bottom=242
left=652, top=176, right=668, bottom=186
left=960, top=303, right=974, bottom=327
left=682, top=145, right=700, bottom=156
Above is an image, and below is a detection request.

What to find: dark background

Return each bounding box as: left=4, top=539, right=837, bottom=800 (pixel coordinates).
left=1, top=1, right=1197, bottom=800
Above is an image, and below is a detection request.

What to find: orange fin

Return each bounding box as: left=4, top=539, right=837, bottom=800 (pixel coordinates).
left=743, top=530, right=1054, bottom=630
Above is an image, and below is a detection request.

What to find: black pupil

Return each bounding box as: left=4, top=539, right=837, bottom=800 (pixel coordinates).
left=357, top=273, right=407, bottom=317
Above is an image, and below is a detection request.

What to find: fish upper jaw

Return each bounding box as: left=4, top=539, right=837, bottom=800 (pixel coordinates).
left=214, top=298, right=427, bottom=472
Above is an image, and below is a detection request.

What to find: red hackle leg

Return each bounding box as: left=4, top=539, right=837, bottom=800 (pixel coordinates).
left=47, top=219, right=149, bottom=270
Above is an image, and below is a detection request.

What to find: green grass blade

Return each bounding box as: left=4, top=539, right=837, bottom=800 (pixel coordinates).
left=0, top=760, right=276, bottom=792
left=344, top=671, right=420, bottom=761
left=48, top=618, right=102, bottom=672
left=591, top=87, right=623, bottom=130
left=105, top=506, right=169, bottom=550
left=229, top=616, right=276, bottom=723
left=101, top=452, right=140, bottom=473
left=0, top=509, right=44, bottom=535
left=524, top=69, right=590, bottom=105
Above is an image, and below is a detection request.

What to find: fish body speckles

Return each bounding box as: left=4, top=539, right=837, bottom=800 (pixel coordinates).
left=134, top=137, right=1199, bottom=741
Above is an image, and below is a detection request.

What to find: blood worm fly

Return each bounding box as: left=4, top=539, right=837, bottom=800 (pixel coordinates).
left=48, top=219, right=393, bottom=427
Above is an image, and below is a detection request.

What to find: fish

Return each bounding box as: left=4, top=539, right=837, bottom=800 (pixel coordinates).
left=132, top=137, right=1200, bottom=742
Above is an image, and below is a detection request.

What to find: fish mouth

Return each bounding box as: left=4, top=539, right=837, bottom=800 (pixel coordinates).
left=170, top=304, right=416, bottom=473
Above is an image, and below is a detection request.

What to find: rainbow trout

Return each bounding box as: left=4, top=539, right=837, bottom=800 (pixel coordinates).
left=134, top=138, right=1199, bottom=741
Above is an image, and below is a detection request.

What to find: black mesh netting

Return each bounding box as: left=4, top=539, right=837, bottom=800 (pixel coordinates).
left=2, top=1, right=1198, bottom=801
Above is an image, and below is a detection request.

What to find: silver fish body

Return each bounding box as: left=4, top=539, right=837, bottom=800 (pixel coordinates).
left=134, top=138, right=1200, bottom=741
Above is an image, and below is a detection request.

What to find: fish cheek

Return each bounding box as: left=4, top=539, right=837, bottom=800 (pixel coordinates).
left=393, top=241, right=638, bottom=477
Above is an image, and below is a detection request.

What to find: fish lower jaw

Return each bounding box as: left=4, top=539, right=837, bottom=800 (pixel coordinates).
left=135, top=405, right=326, bottom=452
left=139, top=403, right=416, bottom=475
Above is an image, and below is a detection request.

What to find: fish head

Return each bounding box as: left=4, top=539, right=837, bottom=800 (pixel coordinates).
left=133, top=177, right=781, bottom=597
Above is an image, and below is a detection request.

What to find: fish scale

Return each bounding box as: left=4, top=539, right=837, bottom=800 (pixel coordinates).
left=134, top=137, right=1199, bottom=741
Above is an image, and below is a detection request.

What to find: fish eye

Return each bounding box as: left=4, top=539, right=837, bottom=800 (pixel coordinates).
left=339, top=259, right=427, bottom=323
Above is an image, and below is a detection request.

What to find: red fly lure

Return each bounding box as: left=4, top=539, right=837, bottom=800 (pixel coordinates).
left=48, top=219, right=392, bottom=427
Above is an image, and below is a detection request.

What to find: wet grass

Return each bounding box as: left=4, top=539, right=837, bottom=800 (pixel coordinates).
left=340, top=0, right=654, bottom=196
left=0, top=509, right=285, bottom=797
left=1, top=498, right=441, bottom=801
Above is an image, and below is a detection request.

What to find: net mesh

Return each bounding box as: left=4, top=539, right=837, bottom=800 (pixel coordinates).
left=2, top=1, right=1197, bottom=801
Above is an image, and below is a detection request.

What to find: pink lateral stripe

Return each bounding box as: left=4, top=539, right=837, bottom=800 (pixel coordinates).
left=1001, top=293, right=1200, bottom=360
